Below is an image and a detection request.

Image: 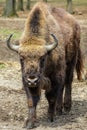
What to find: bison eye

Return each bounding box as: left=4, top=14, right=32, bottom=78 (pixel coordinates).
left=20, top=56, right=25, bottom=60
left=40, top=56, right=45, bottom=68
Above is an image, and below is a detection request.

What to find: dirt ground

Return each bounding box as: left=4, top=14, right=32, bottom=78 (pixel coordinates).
left=0, top=11, right=87, bottom=130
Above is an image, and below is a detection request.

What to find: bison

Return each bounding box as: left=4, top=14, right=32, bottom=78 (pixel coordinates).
left=7, top=2, right=83, bottom=129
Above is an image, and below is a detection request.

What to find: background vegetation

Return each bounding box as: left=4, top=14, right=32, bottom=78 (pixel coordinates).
left=0, top=0, right=87, bottom=14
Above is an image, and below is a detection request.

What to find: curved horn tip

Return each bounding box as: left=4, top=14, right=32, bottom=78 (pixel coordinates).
left=6, top=34, right=19, bottom=53
left=8, top=34, right=13, bottom=38
left=45, top=34, right=58, bottom=52
left=10, top=34, right=13, bottom=37
left=51, top=33, right=58, bottom=44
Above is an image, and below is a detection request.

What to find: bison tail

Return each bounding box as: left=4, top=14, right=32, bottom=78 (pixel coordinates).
left=76, top=48, right=84, bottom=80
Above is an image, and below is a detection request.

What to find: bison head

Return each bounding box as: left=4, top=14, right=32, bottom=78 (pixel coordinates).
left=7, top=34, right=58, bottom=88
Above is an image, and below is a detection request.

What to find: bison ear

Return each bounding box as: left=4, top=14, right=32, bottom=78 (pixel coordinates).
left=45, top=34, right=58, bottom=52
left=6, top=34, right=19, bottom=53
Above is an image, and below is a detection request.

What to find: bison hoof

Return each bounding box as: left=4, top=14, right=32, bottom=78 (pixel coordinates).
left=50, top=117, right=54, bottom=122
left=48, top=113, right=54, bottom=122
left=48, top=117, right=54, bottom=122
left=26, top=122, right=35, bottom=129
left=56, top=109, right=62, bottom=116
left=64, top=104, right=71, bottom=112
left=23, top=118, right=36, bottom=129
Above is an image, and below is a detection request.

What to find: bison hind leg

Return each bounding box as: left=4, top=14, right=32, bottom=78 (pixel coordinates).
left=64, top=83, right=72, bottom=112
left=56, top=104, right=63, bottom=116
left=64, top=61, right=75, bottom=112
left=63, top=98, right=72, bottom=113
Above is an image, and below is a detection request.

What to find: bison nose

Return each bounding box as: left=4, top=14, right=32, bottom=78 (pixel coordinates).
left=27, top=76, right=39, bottom=86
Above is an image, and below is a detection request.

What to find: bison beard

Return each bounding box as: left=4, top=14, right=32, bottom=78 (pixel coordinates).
left=6, top=2, right=83, bottom=129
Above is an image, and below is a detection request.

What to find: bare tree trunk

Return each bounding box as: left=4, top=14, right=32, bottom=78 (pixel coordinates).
left=17, top=0, right=24, bottom=11
left=26, top=0, right=30, bottom=10
left=3, top=0, right=17, bottom=17
left=67, top=0, right=73, bottom=14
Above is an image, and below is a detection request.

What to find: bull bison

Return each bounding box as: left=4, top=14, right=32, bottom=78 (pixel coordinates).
left=7, top=2, right=83, bottom=129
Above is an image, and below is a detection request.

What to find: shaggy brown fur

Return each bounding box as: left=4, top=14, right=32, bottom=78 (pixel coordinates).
left=15, top=2, right=83, bottom=128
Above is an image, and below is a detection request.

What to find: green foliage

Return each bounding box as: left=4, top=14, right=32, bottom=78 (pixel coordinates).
left=73, top=0, right=87, bottom=6
left=0, top=0, right=5, bottom=2
left=0, top=28, right=21, bottom=40
left=0, top=63, right=6, bottom=69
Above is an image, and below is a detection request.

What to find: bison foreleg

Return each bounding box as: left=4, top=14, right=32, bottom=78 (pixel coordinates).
left=23, top=98, right=36, bottom=129
left=45, top=91, right=57, bottom=122
left=23, top=86, right=40, bottom=129
left=24, top=97, right=40, bottom=129
left=23, top=107, right=36, bottom=129
left=48, top=101, right=56, bottom=122
left=64, top=83, right=72, bottom=112
left=56, top=86, right=64, bottom=115
left=26, top=95, right=40, bottom=129
left=64, top=63, right=74, bottom=112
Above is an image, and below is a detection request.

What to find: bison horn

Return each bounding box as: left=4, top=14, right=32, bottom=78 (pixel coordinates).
left=45, top=34, right=58, bottom=52
left=6, top=34, right=19, bottom=52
